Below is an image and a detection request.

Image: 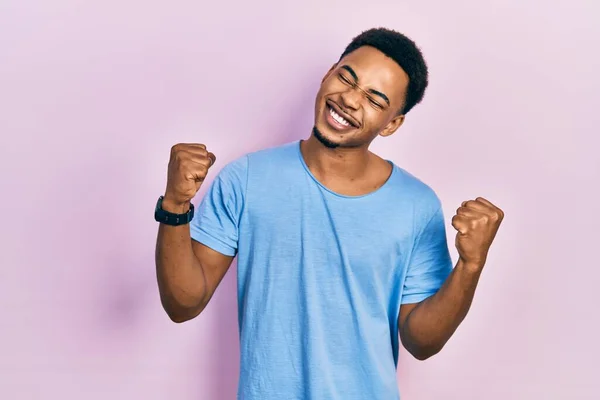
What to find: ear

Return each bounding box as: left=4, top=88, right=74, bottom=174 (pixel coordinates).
left=322, top=63, right=337, bottom=84
left=379, top=114, right=405, bottom=137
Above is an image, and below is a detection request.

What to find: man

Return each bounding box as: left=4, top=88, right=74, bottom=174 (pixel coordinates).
left=154, top=27, right=504, bottom=399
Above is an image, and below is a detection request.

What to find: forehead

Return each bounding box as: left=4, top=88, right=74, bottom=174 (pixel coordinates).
left=339, top=46, right=409, bottom=99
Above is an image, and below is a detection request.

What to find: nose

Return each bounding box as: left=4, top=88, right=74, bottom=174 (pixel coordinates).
left=340, top=87, right=361, bottom=111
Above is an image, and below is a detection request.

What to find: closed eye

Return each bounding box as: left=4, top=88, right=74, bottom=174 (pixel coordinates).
left=338, top=72, right=385, bottom=110
left=368, top=97, right=384, bottom=109
left=338, top=73, right=353, bottom=85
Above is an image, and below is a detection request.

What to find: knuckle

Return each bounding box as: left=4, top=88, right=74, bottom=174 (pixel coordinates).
left=171, top=143, right=183, bottom=153
left=171, top=144, right=190, bottom=160
left=180, top=159, right=196, bottom=171
left=173, top=152, right=186, bottom=163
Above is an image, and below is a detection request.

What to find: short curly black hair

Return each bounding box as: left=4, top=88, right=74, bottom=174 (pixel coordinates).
left=339, top=27, right=429, bottom=115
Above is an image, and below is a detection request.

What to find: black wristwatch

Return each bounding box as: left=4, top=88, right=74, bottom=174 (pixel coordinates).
left=154, top=196, right=194, bottom=226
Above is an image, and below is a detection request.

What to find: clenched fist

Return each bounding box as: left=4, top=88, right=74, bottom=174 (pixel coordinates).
left=163, top=143, right=216, bottom=212
left=452, top=197, right=504, bottom=270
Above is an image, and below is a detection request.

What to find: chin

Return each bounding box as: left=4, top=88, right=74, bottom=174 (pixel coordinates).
left=312, top=126, right=341, bottom=149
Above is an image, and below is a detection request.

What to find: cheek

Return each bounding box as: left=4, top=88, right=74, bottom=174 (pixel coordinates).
left=315, top=83, right=331, bottom=104
left=314, top=88, right=326, bottom=109
left=362, top=109, right=388, bottom=128
left=320, top=76, right=347, bottom=96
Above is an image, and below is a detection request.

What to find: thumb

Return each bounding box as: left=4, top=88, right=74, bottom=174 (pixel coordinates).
left=207, top=152, right=216, bottom=167
left=452, top=215, right=468, bottom=235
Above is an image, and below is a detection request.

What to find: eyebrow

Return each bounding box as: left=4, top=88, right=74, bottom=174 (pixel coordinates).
left=340, top=65, right=390, bottom=106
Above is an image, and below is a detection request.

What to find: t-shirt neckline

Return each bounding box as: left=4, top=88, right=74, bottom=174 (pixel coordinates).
left=295, top=140, right=396, bottom=200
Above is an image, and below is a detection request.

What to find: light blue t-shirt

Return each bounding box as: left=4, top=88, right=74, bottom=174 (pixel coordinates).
left=190, top=140, right=453, bottom=400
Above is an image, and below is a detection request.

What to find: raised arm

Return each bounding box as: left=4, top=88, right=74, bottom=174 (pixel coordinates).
left=155, top=144, right=234, bottom=323
left=399, top=197, right=504, bottom=360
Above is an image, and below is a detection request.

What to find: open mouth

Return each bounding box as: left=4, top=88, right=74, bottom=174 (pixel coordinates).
left=325, top=101, right=359, bottom=131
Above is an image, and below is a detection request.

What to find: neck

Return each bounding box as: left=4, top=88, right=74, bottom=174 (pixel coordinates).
left=300, top=134, right=372, bottom=180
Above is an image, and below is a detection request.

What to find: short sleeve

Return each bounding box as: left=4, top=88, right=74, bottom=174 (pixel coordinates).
left=401, top=205, right=453, bottom=304
left=189, top=156, right=248, bottom=257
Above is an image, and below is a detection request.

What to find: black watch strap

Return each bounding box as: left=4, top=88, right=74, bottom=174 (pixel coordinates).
left=154, top=196, right=194, bottom=226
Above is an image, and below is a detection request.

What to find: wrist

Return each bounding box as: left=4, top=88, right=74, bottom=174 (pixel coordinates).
left=457, top=257, right=485, bottom=274
left=161, top=195, right=191, bottom=214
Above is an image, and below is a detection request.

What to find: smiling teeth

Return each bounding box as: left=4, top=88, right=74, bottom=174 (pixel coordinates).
left=329, top=107, right=350, bottom=126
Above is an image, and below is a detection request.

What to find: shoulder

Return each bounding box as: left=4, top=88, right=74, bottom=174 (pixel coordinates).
left=211, top=154, right=248, bottom=190
left=222, top=141, right=298, bottom=171
left=389, top=164, right=442, bottom=210
left=245, top=140, right=299, bottom=166
left=381, top=163, right=447, bottom=237
left=214, top=140, right=299, bottom=186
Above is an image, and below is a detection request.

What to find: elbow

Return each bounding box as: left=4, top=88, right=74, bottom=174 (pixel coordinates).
left=166, top=310, right=194, bottom=323
left=410, top=347, right=441, bottom=361
left=405, top=340, right=445, bottom=361
left=164, top=305, right=203, bottom=323
left=160, top=294, right=205, bottom=323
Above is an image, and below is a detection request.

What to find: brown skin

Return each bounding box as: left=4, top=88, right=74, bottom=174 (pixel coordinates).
left=301, top=46, right=408, bottom=196
left=156, top=144, right=235, bottom=322
left=303, top=46, right=505, bottom=360
left=156, top=47, right=504, bottom=364
left=399, top=197, right=504, bottom=360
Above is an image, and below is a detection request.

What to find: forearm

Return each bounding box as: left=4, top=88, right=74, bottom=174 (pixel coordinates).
left=401, top=259, right=482, bottom=359
left=155, top=202, right=208, bottom=322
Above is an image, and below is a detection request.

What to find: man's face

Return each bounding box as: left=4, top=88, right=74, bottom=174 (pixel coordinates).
left=313, top=45, right=409, bottom=149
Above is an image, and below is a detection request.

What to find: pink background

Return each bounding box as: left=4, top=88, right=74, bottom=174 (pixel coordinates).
left=1, top=1, right=599, bottom=399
